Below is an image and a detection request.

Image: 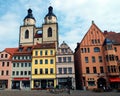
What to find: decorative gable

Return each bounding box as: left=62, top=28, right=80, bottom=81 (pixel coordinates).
left=80, top=21, right=105, bottom=46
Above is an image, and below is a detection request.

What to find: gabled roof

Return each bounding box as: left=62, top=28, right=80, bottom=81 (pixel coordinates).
left=4, top=48, right=18, bottom=55
left=80, top=21, right=105, bottom=46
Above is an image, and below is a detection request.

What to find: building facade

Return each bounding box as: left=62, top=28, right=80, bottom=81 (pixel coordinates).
left=31, top=43, right=56, bottom=89
left=0, top=48, right=17, bottom=89
left=56, top=41, right=76, bottom=89
left=11, top=46, right=33, bottom=89
left=74, top=21, right=120, bottom=90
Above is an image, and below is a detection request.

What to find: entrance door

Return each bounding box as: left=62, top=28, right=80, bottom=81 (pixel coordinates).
left=41, top=80, right=47, bottom=89
left=97, top=78, right=106, bottom=89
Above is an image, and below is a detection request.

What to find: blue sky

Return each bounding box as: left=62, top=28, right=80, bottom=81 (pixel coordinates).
left=0, top=0, right=120, bottom=51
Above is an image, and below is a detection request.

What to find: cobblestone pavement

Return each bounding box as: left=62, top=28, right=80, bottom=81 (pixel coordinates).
left=0, top=90, right=120, bottom=96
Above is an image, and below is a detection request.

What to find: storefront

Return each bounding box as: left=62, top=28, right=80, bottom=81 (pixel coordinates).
left=109, top=78, right=120, bottom=89
left=12, top=78, right=30, bottom=89
left=0, top=80, right=8, bottom=89
left=33, top=79, right=54, bottom=89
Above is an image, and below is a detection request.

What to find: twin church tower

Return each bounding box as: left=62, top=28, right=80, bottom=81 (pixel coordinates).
left=19, top=6, right=58, bottom=48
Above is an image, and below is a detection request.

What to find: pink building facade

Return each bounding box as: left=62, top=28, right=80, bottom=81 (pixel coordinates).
left=0, top=48, right=17, bottom=89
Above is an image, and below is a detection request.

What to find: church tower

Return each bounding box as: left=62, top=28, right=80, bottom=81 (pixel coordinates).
left=42, top=6, right=59, bottom=48
left=19, top=8, right=36, bottom=46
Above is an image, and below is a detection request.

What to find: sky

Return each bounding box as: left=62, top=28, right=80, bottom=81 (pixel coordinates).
left=0, top=0, right=120, bottom=51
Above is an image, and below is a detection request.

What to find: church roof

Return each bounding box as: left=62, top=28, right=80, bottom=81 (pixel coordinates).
left=45, top=6, right=56, bottom=18
left=24, top=8, right=36, bottom=21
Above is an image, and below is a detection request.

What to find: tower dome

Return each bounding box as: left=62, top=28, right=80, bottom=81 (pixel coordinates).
left=24, top=8, right=36, bottom=25
left=44, top=6, right=57, bottom=24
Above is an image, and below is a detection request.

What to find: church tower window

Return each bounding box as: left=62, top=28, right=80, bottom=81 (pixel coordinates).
left=48, top=27, right=52, bottom=37
left=25, top=30, right=29, bottom=39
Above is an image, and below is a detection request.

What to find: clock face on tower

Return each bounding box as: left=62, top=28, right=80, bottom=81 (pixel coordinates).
left=48, top=16, right=52, bottom=20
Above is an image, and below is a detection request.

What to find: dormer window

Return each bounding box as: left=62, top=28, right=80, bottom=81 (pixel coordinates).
left=25, top=30, right=29, bottom=39
left=48, top=27, right=52, bottom=37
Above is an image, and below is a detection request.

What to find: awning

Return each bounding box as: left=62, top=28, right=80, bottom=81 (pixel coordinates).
left=109, top=78, right=120, bottom=82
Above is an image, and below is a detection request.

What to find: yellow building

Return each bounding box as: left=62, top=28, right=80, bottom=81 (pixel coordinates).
left=31, top=43, right=56, bottom=89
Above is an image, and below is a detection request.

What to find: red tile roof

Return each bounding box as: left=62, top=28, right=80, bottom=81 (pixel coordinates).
left=105, top=31, right=120, bottom=43
left=34, top=33, right=42, bottom=38
left=5, top=48, right=18, bottom=55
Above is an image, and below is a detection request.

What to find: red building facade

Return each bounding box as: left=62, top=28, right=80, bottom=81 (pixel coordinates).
left=74, top=21, right=120, bottom=90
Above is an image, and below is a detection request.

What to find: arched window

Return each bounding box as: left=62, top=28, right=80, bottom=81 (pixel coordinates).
left=94, top=47, right=100, bottom=52
left=48, top=27, right=52, bottom=37
left=25, top=30, right=29, bottom=39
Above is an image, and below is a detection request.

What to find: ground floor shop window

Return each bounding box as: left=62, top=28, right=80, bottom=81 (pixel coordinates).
left=0, top=80, right=8, bottom=89
left=88, top=81, right=95, bottom=86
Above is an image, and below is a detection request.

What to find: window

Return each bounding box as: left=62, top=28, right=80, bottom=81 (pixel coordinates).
left=25, top=30, right=29, bottom=39
left=45, top=59, right=48, bottom=64
left=1, top=70, right=4, bottom=75
left=35, top=69, right=38, bottom=74
left=35, top=60, right=38, bottom=64
left=21, top=63, right=24, bottom=67
left=45, top=50, right=48, bottom=55
left=19, top=48, right=23, bottom=52
left=58, top=68, right=62, bottom=74
left=1, top=54, right=3, bottom=58
left=92, top=56, right=96, bottom=63
left=88, top=81, right=95, bottom=86
left=92, top=39, right=94, bottom=44
left=63, top=68, right=67, bottom=74
left=107, top=45, right=112, bottom=50
left=116, top=56, right=119, bottom=61
left=50, top=59, right=54, bottom=64
left=28, top=71, right=31, bottom=75
left=68, top=67, right=72, bottom=74
left=24, top=71, right=27, bottom=75
left=40, top=69, right=43, bottom=74
left=12, top=71, right=15, bottom=75
left=68, top=57, right=71, bottom=62
left=40, top=60, right=43, bottom=64
left=93, top=67, right=97, bottom=73
left=94, top=47, right=100, bottom=52
left=17, top=63, right=19, bottom=67
left=25, top=63, right=27, bottom=67
left=35, top=51, right=38, bottom=56
left=50, top=68, right=53, bottom=74
left=98, top=39, right=100, bottom=43
left=63, top=57, right=66, bottom=62
left=50, top=50, right=53, bottom=55
left=21, top=71, right=23, bottom=75
left=107, top=66, right=110, bottom=72
left=88, top=48, right=90, bottom=53
left=85, top=57, right=89, bottom=63
left=114, top=47, right=117, bottom=52
left=86, top=67, right=90, bottom=73
left=40, top=51, right=43, bottom=56
left=5, top=54, right=8, bottom=58
left=98, top=56, right=102, bottom=62
left=7, top=62, right=9, bottom=66
left=45, top=68, right=48, bottom=74
left=2, top=62, right=5, bottom=67
left=48, top=27, right=52, bottom=37
left=16, top=71, right=19, bottom=75
left=29, top=63, right=31, bottom=67
left=27, top=47, right=32, bottom=52
left=100, top=66, right=104, bottom=73
left=6, top=70, right=9, bottom=75
left=58, top=57, right=62, bottom=63
left=13, top=63, right=15, bottom=67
